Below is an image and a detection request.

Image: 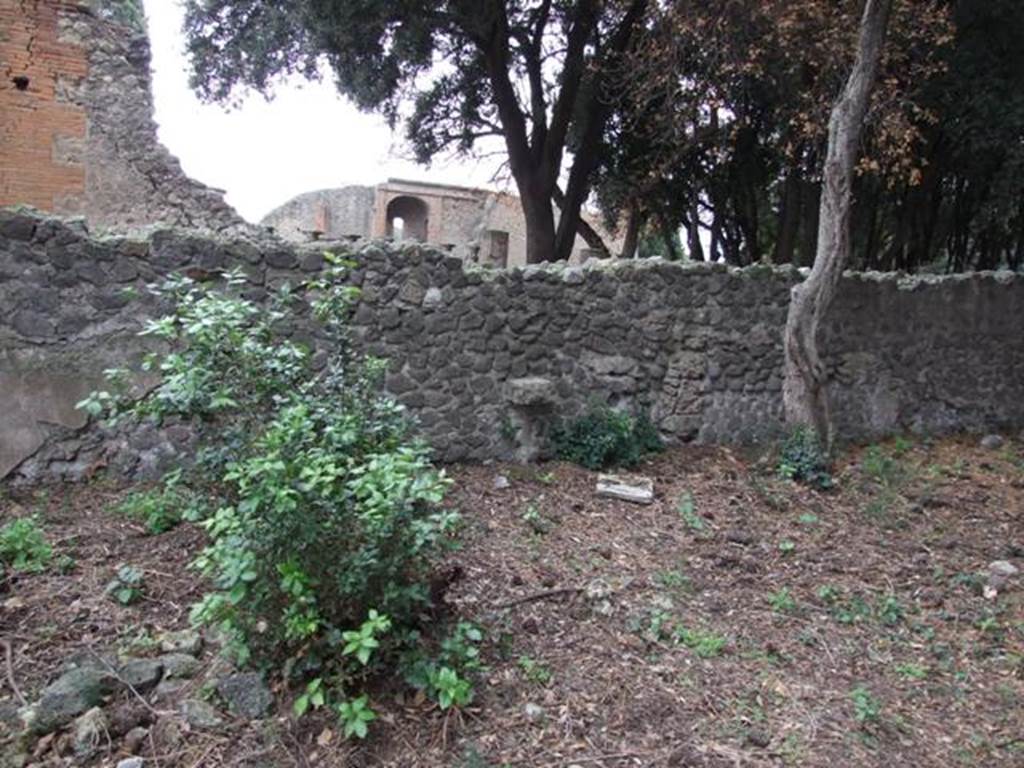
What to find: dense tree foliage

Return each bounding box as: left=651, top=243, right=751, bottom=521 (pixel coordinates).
left=595, top=0, right=1022, bottom=272
left=183, top=0, right=650, bottom=263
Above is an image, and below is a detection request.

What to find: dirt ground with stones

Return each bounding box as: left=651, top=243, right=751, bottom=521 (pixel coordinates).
left=1, top=436, right=1022, bottom=767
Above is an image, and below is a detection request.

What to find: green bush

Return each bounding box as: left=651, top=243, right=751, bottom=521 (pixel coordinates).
left=79, top=262, right=460, bottom=736
left=116, top=469, right=205, bottom=533
left=0, top=516, right=52, bottom=573
left=777, top=427, right=834, bottom=489
left=551, top=403, right=662, bottom=470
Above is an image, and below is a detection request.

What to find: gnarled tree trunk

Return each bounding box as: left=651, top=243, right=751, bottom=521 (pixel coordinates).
left=782, top=0, right=893, bottom=452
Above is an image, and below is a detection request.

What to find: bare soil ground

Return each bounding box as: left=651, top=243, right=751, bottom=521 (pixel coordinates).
left=1, top=436, right=1022, bottom=767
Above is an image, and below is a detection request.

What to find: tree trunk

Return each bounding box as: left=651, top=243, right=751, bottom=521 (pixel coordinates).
left=774, top=171, right=802, bottom=264
left=620, top=202, right=643, bottom=258
left=552, top=185, right=610, bottom=257
left=782, top=0, right=893, bottom=452
left=520, top=182, right=558, bottom=263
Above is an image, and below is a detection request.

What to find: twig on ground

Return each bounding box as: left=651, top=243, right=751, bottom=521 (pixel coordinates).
left=490, top=587, right=583, bottom=611
left=2, top=638, right=27, bottom=706
left=85, top=646, right=161, bottom=719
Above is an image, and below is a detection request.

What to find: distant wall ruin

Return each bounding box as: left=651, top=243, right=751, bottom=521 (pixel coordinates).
left=0, top=0, right=245, bottom=233
left=2, top=208, right=1022, bottom=481
left=261, top=179, right=620, bottom=268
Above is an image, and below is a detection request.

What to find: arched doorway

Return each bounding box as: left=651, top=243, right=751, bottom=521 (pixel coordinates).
left=385, top=196, right=429, bottom=242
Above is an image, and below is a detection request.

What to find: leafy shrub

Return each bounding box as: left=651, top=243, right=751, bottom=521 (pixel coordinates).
left=116, top=469, right=205, bottom=533
left=552, top=403, right=662, bottom=470
left=79, top=262, right=460, bottom=736
left=106, top=564, right=145, bottom=605
left=401, top=621, right=485, bottom=709
left=777, top=427, right=834, bottom=489
left=0, top=516, right=52, bottom=573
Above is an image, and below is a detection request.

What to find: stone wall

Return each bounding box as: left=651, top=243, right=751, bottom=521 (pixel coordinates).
left=2, top=208, right=1022, bottom=480
left=1, top=1, right=246, bottom=234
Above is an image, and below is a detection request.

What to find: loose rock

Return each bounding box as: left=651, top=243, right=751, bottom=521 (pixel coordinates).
left=117, top=658, right=164, bottom=693
left=158, top=630, right=203, bottom=656
left=216, top=673, right=273, bottom=719
left=157, top=653, right=201, bottom=679
left=117, top=758, right=144, bottom=768
left=31, top=667, right=115, bottom=735
left=595, top=473, right=654, bottom=505
left=71, top=707, right=107, bottom=760
left=523, top=702, right=545, bottom=723
left=180, top=699, right=223, bottom=730
left=123, top=727, right=149, bottom=755
left=985, top=560, right=1019, bottom=598
left=980, top=434, right=1005, bottom=450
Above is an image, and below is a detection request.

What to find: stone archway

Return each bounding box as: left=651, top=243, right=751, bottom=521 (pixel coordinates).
left=385, top=195, right=429, bottom=242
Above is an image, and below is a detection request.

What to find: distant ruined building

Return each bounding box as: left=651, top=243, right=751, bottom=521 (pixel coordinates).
left=261, top=180, right=622, bottom=268
left=0, top=0, right=246, bottom=234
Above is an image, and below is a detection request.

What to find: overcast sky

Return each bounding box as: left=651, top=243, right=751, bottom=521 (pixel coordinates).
left=144, top=1, right=506, bottom=223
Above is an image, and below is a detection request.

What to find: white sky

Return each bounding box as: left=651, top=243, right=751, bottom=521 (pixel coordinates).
left=144, top=0, right=506, bottom=223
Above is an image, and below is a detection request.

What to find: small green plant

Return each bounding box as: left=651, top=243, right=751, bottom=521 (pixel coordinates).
left=116, top=468, right=204, bottom=534
left=337, top=694, right=376, bottom=739
left=551, top=403, right=662, bottom=470
left=0, top=516, right=52, bottom=573
left=850, top=685, right=882, bottom=725
left=797, top=513, right=819, bottom=525
left=894, top=662, right=928, bottom=680
left=778, top=539, right=796, bottom=555
left=834, top=595, right=872, bottom=625
left=106, top=565, right=145, bottom=605
left=673, top=626, right=728, bottom=658
left=521, top=504, right=547, bottom=534
left=877, top=594, right=905, bottom=626
left=401, top=622, right=485, bottom=709
left=677, top=491, right=705, bottom=532
left=777, top=428, right=833, bottom=489
left=517, top=655, right=552, bottom=686
left=293, top=677, right=327, bottom=717
left=655, top=569, right=691, bottom=592
left=342, top=610, right=392, bottom=665
left=862, top=445, right=908, bottom=487
left=768, top=587, right=797, bottom=614
left=499, top=413, right=518, bottom=443
left=816, top=585, right=840, bottom=605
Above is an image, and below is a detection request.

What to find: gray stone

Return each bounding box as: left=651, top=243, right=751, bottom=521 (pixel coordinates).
left=72, top=707, right=108, bottom=759
left=523, top=702, right=545, bottom=723
left=158, top=629, right=203, bottom=656
left=987, top=560, right=1019, bottom=592
left=11, top=310, right=55, bottom=338
left=31, top=667, right=115, bottom=734
left=117, top=658, right=164, bottom=693
left=157, top=653, right=201, bottom=679
left=117, top=758, right=145, bottom=768
left=423, top=286, right=444, bottom=308
left=123, top=726, right=149, bottom=754
left=980, top=434, right=1005, bottom=450
left=0, top=212, right=37, bottom=241
left=179, top=699, right=223, bottom=729
left=505, top=377, right=557, bottom=407
left=216, top=673, right=273, bottom=719
left=493, top=474, right=510, bottom=490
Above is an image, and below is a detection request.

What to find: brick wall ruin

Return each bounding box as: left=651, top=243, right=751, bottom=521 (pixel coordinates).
left=260, top=180, right=620, bottom=268
left=0, top=0, right=245, bottom=233
left=3, top=208, right=1022, bottom=481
